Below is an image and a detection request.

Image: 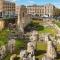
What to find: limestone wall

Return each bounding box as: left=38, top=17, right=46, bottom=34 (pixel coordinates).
left=21, top=14, right=32, bottom=28
left=0, top=19, right=5, bottom=31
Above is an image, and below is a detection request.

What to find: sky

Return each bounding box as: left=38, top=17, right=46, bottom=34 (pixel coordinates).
left=9, top=0, right=60, bottom=8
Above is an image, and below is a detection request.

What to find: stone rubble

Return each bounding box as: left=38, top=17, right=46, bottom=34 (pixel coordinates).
left=19, top=30, right=38, bottom=60
left=0, top=45, right=6, bottom=60
left=0, top=38, right=16, bottom=60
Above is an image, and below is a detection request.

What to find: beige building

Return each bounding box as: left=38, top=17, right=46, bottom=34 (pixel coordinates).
left=0, top=0, right=15, bottom=19
left=27, top=5, right=44, bottom=17
left=53, top=7, right=60, bottom=16
left=0, top=0, right=15, bottom=30
left=27, top=4, right=60, bottom=17
left=16, top=5, right=31, bottom=31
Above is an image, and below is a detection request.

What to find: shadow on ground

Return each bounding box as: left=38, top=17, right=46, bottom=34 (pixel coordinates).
left=14, top=57, right=20, bottom=60
left=35, top=50, right=46, bottom=56
left=35, top=50, right=46, bottom=60
left=56, top=52, right=60, bottom=59
left=24, top=22, right=44, bottom=32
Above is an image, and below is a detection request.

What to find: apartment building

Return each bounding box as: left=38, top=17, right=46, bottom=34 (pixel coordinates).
left=0, top=0, right=15, bottom=30
left=27, top=5, right=44, bottom=16
left=53, top=8, right=60, bottom=17
left=27, top=4, right=60, bottom=17
left=0, top=0, right=15, bottom=19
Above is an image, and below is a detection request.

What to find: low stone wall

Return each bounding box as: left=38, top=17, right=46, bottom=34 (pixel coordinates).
left=0, top=19, right=5, bottom=31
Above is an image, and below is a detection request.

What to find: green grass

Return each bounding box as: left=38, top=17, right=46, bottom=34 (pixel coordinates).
left=38, top=27, right=56, bottom=36
left=37, top=42, right=47, bottom=50
left=36, top=42, right=47, bottom=60
left=53, top=21, right=60, bottom=27
left=56, top=23, right=60, bottom=27
left=57, top=44, right=60, bottom=51
left=15, top=39, right=26, bottom=54
left=0, top=29, right=10, bottom=46
left=16, top=39, right=25, bottom=49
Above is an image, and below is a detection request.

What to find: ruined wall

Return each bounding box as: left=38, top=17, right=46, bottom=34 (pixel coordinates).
left=0, top=19, right=5, bottom=31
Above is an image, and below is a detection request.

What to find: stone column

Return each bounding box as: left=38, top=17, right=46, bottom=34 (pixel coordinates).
left=20, top=50, right=27, bottom=60
left=42, top=40, right=57, bottom=60
left=0, top=45, right=6, bottom=60
left=17, top=12, right=24, bottom=33
left=30, top=30, right=39, bottom=50
left=47, top=41, right=57, bottom=59
left=27, top=42, right=34, bottom=55
left=7, top=39, right=16, bottom=53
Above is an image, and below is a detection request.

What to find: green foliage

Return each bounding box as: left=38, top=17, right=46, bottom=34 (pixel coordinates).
left=15, top=39, right=25, bottom=50
left=26, top=21, right=44, bottom=31
left=0, top=29, right=10, bottom=46
left=36, top=42, right=47, bottom=59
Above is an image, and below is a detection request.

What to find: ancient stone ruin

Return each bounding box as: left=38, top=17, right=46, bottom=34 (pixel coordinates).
left=42, top=35, right=57, bottom=60
left=29, top=30, right=39, bottom=50
left=46, top=41, right=57, bottom=59
left=27, top=42, right=35, bottom=55
left=7, top=39, right=16, bottom=53
left=0, top=45, right=6, bottom=60
left=20, top=49, right=35, bottom=60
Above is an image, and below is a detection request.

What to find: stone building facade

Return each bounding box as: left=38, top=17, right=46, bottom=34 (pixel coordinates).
left=27, top=4, right=60, bottom=17
left=16, top=5, right=31, bottom=31
left=0, top=0, right=15, bottom=19
left=0, top=0, right=16, bottom=30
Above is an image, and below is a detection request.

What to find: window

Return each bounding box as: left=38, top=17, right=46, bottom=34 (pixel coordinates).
left=23, top=12, right=24, bottom=17
left=0, top=12, right=2, bottom=18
